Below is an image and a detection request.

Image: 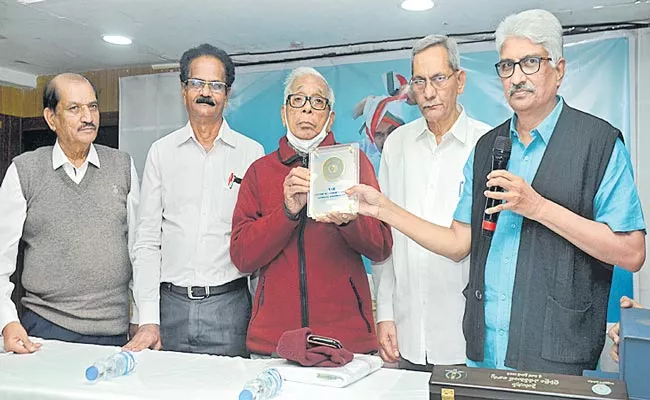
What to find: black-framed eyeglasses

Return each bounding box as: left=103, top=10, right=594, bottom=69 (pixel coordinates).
left=184, top=78, right=228, bottom=94
left=409, top=71, right=457, bottom=92
left=286, top=94, right=330, bottom=111
left=495, top=56, right=553, bottom=78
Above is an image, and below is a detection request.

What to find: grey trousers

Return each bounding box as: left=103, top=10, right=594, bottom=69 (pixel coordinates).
left=159, top=283, right=250, bottom=357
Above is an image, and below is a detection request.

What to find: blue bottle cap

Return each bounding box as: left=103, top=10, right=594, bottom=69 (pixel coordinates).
left=238, top=389, right=253, bottom=400
left=85, top=366, right=99, bottom=381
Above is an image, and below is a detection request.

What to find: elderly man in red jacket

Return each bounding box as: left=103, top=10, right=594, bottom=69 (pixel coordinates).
left=230, top=66, right=393, bottom=357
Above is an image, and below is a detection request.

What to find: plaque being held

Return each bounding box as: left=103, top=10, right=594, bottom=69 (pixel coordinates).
left=308, top=143, right=359, bottom=219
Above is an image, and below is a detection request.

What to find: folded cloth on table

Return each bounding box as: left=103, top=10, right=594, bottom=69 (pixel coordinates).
left=274, top=354, right=384, bottom=388
left=276, top=327, right=353, bottom=367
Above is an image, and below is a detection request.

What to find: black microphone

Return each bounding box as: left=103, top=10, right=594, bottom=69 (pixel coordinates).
left=482, top=135, right=512, bottom=237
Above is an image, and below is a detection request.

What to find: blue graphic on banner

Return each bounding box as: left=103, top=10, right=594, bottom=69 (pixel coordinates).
left=225, top=36, right=632, bottom=323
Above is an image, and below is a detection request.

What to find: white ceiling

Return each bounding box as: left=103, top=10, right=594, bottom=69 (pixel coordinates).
left=0, top=0, right=649, bottom=85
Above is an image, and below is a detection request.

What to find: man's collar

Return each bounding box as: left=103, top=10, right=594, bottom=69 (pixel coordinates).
left=52, top=140, right=99, bottom=170
left=216, top=119, right=236, bottom=147
left=449, top=105, right=468, bottom=144
left=417, top=105, right=468, bottom=143
left=175, top=122, right=194, bottom=146
left=176, top=119, right=236, bottom=148
left=510, top=96, right=564, bottom=144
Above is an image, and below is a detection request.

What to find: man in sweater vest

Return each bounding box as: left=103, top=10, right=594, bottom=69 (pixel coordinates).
left=0, top=73, right=140, bottom=353
left=348, top=9, right=645, bottom=375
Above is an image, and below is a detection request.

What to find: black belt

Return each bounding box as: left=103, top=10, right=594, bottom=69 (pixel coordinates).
left=161, top=277, right=247, bottom=300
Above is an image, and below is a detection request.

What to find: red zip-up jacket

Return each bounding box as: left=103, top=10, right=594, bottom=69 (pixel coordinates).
left=230, top=133, right=393, bottom=355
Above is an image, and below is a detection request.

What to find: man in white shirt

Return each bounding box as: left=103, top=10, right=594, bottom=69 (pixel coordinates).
left=0, top=73, right=139, bottom=353
left=373, top=35, right=491, bottom=371
left=124, top=44, right=264, bottom=356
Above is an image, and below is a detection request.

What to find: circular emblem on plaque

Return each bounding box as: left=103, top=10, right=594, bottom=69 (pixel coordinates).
left=444, top=369, right=466, bottom=380
left=591, top=383, right=612, bottom=396
left=323, top=156, right=344, bottom=181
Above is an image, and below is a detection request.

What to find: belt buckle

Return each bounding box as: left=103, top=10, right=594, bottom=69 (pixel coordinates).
left=187, top=286, right=211, bottom=300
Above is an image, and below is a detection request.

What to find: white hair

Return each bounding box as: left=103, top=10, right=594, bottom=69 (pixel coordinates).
left=412, top=34, right=461, bottom=71
left=283, top=67, right=335, bottom=108
left=495, top=9, right=563, bottom=67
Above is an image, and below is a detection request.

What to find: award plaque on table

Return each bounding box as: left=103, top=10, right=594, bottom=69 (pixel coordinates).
left=308, top=143, right=359, bottom=219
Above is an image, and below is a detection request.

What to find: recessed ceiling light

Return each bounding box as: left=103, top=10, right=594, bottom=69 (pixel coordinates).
left=592, top=5, right=604, bottom=9
left=102, top=35, right=132, bottom=45
left=401, top=0, right=434, bottom=11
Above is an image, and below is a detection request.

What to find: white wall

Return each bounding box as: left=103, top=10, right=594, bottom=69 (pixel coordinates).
left=636, top=27, right=650, bottom=306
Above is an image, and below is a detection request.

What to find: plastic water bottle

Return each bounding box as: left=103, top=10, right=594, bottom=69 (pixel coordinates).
left=85, top=351, right=136, bottom=382
left=239, top=368, right=283, bottom=400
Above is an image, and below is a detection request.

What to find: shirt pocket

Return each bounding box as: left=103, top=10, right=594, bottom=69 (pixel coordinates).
left=217, top=172, right=243, bottom=224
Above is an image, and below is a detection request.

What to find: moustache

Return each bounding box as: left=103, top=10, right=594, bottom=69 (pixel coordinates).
left=78, top=123, right=96, bottom=131
left=196, top=96, right=216, bottom=106
left=509, top=82, right=536, bottom=97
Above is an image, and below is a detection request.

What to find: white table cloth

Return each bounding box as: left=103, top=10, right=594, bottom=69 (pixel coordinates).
left=0, top=339, right=430, bottom=400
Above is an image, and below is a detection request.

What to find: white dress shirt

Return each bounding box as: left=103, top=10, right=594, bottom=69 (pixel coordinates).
left=133, top=120, right=264, bottom=326
left=373, top=107, right=491, bottom=365
left=0, top=141, right=140, bottom=332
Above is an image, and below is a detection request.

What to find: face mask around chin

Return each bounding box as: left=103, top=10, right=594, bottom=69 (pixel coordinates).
left=285, top=110, right=331, bottom=154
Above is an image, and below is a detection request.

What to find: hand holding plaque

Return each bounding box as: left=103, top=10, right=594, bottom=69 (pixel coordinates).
left=283, top=167, right=310, bottom=217
left=308, top=143, right=359, bottom=219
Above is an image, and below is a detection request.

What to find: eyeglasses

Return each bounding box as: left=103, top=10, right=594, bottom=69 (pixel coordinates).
left=495, top=56, right=553, bottom=78
left=184, top=78, right=228, bottom=94
left=409, top=71, right=456, bottom=92
left=286, top=94, right=330, bottom=111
